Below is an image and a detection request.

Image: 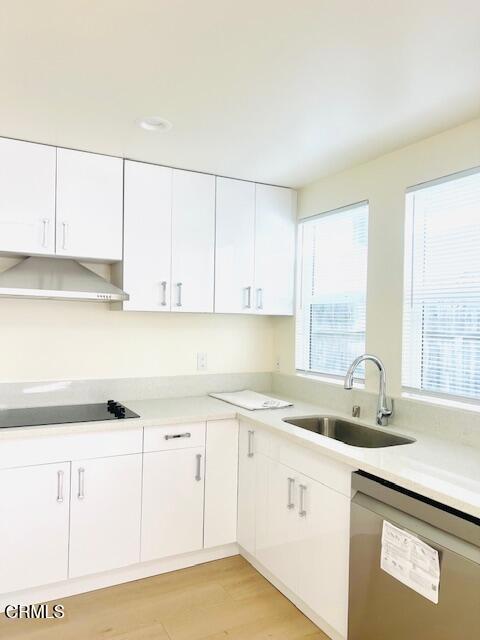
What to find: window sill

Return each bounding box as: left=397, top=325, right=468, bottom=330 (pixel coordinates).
left=296, top=371, right=365, bottom=390
left=402, top=391, right=480, bottom=414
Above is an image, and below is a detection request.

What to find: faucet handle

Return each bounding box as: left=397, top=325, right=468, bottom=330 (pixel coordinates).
left=377, top=398, right=394, bottom=426
left=352, top=405, right=361, bottom=418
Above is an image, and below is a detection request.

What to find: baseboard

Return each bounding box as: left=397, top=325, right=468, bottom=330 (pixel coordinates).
left=0, top=543, right=239, bottom=609
left=239, top=546, right=346, bottom=640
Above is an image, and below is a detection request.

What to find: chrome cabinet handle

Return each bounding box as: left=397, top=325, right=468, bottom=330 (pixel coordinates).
left=164, top=432, right=191, bottom=440
left=176, top=282, right=183, bottom=307
left=287, top=477, right=295, bottom=510
left=62, top=222, right=68, bottom=250
left=41, top=219, right=49, bottom=248
left=195, top=453, right=202, bottom=481
left=247, top=430, right=254, bottom=457
left=77, top=467, right=85, bottom=500
left=299, top=484, right=307, bottom=517
left=256, top=288, right=263, bottom=310
left=56, top=470, right=64, bottom=503
left=244, top=286, right=252, bottom=309
left=160, top=281, right=167, bottom=306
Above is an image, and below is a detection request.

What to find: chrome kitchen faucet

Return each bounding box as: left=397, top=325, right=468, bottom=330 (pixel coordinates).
left=344, top=354, right=393, bottom=426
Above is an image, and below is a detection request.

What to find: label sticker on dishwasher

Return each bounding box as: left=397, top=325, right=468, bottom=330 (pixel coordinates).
left=381, top=520, right=440, bottom=604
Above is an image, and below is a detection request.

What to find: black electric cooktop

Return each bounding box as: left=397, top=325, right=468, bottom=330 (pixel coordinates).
left=0, top=400, right=140, bottom=429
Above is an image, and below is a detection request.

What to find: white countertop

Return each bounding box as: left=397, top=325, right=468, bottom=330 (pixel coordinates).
left=0, top=394, right=479, bottom=519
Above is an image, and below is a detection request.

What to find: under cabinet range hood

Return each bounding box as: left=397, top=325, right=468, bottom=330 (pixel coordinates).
left=0, top=257, right=129, bottom=302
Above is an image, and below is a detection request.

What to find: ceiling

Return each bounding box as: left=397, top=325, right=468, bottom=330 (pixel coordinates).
left=1, top=1, right=479, bottom=188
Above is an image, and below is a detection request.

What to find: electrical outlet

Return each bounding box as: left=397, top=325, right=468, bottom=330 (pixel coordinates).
left=197, top=352, right=208, bottom=371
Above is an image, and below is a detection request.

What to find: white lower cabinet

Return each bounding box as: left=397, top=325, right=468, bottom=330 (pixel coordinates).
left=255, top=458, right=299, bottom=594
left=204, top=419, right=239, bottom=548
left=0, top=462, right=70, bottom=593
left=0, top=416, right=350, bottom=640
left=141, top=446, right=205, bottom=561
left=69, top=454, right=142, bottom=578
left=296, top=471, right=350, bottom=638
left=237, top=420, right=351, bottom=639
left=237, top=422, right=257, bottom=554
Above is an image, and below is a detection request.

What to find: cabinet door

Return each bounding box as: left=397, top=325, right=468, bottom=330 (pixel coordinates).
left=215, top=177, right=255, bottom=313
left=254, top=184, right=296, bottom=315
left=141, top=446, right=205, bottom=561
left=56, top=148, right=123, bottom=261
left=0, top=462, right=70, bottom=593
left=171, top=169, right=215, bottom=312
left=204, top=419, right=239, bottom=547
left=69, top=454, right=142, bottom=578
left=0, top=138, right=56, bottom=255
left=256, top=459, right=299, bottom=594
left=297, top=474, right=350, bottom=638
left=123, top=161, right=172, bottom=310
left=237, top=423, right=257, bottom=554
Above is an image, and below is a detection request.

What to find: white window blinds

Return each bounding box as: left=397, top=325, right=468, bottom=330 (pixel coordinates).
left=403, top=168, right=480, bottom=402
left=296, top=202, right=369, bottom=379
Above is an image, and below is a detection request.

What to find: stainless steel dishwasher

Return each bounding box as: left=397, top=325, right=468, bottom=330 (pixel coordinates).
left=349, top=471, right=480, bottom=639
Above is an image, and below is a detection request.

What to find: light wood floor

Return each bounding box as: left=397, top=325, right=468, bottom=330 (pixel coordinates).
left=0, top=556, right=330, bottom=640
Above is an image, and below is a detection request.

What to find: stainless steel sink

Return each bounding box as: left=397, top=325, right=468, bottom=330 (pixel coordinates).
left=282, top=416, right=415, bottom=448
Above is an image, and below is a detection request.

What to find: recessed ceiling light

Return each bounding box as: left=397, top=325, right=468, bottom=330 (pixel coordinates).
left=137, top=116, right=172, bottom=132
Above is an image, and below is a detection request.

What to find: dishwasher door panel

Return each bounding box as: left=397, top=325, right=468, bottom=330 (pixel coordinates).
left=348, top=501, right=480, bottom=640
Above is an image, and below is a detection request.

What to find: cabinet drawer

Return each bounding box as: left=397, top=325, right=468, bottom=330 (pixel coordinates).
left=144, top=422, right=206, bottom=452
left=279, top=441, right=353, bottom=497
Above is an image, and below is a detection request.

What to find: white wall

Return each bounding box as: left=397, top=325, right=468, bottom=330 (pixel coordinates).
left=0, top=260, right=274, bottom=382
left=274, top=117, right=480, bottom=396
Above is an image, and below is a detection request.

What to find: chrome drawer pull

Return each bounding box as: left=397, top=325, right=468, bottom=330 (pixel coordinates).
left=247, top=430, right=254, bottom=457
left=287, top=477, right=295, bottom=510
left=256, top=287, right=263, bottom=310
left=56, top=470, right=64, bottom=503
left=195, top=454, right=202, bottom=481
left=62, top=221, right=68, bottom=250
left=164, top=432, right=191, bottom=440
left=41, top=219, right=49, bottom=248
left=299, top=484, right=307, bottom=517
left=77, top=467, right=85, bottom=500
left=160, top=281, right=167, bottom=306
left=244, top=286, right=252, bottom=309
left=176, top=282, right=183, bottom=307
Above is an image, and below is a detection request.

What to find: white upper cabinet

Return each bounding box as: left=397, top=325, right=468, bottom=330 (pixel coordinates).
left=254, top=184, right=296, bottom=315
left=215, top=177, right=256, bottom=313
left=56, top=148, right=123, bottom=261
left=171, top=170, right=216, bottom=312
left=214, top=181, right=296, bottom=316
left=123, top=161, right=173, bottom=311
left=0, top=138, right=56, bottom=255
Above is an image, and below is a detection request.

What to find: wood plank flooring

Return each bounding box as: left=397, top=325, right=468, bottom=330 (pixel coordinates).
left=0, top=556, right=330, bottom=640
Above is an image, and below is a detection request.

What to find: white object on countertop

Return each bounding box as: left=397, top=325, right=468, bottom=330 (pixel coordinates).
left=209, top=390, right=293, bottom=410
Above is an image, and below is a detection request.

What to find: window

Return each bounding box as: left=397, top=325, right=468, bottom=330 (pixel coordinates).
left=296, top=202, right=369, bottom=379
left=403, top=167, right=480, bottom=403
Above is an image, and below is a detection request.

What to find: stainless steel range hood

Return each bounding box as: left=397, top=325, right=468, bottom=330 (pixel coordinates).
left=0, top=257, right=129, bottom=302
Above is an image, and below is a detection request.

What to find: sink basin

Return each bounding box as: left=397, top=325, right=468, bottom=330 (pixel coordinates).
left=282, top=416, right=415, bottom=448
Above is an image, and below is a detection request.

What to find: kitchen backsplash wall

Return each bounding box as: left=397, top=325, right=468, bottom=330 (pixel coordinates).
left=0, top=258, right=275, bottom=383
left=0, top=372, right=272, bottom=409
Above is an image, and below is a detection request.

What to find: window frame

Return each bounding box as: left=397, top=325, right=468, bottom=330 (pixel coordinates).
left=401, top=164, right=480, bottom=407
left=295, top=200, right=369, bottom=383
